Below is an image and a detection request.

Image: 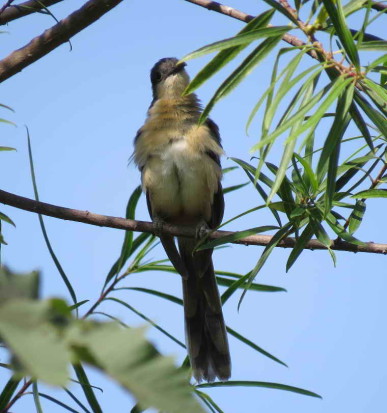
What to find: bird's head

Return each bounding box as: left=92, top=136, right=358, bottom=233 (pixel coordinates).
left=150, top=57, right=189, bottom=100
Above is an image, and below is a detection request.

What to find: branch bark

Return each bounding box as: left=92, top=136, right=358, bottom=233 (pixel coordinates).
left=0, top=0, right=123, bottom=83
left=0, top=0, right=63, bottom=25
left=1, top=189, right=386, bottom=255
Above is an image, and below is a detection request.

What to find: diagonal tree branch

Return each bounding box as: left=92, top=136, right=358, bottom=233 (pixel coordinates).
left=0, top=0, right=63, bottom=25
left=0, top=0, right=123, bottom=83
left=1, top=189, right=386, bottom=254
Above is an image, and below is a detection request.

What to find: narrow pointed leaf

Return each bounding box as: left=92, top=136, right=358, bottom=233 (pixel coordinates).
left=107, top=297, right=185, bottom=348
left=103, top=186, right=142, bottom=288
left=348, top=200, right=366, bottom=234
left=196, top=381, right=322, bottom=399
left=181, top=27, right=290, bottom=62
left=322, top=0, right=360, bottom=68
left=184, top=9, right=276, bottom=94
left=0, top=376, right=21, bottom=411
left=286, top=223, right=314, bottom=271
left=27, top=128, right=77, bottom=306
left=197, top=225, right=278, bottom=250
left=351, top=189, right=387, bottom=198
left=226, top=327, right=287, bottom=367
left=73, top=364, right=103, bottom=413
left=200, top=35, right=284, bottom=122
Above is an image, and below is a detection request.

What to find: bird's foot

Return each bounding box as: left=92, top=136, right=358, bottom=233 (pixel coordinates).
left=195, top=220, right=210, bottom=240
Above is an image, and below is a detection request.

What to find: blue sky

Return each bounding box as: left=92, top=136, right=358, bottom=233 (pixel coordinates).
left=1, top=0, right=386, bottom=412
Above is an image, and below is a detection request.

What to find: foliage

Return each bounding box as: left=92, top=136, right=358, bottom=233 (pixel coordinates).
left=0, top=0, right=386, bottom=412
left=181, top=0, right=386, bottom=303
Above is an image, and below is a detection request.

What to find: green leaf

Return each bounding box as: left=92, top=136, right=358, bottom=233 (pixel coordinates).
left=0, top=300, right=70, bottom=385
left=222, top=166, right=238, bottom=174
left=27, top=128, right=78, bottom=307
left=73, top=364, right=102, bottom=413
left=348, top=200, right=366, bottom=234
left=358, top=40, right=387, bottom=51
left=324, top=86, right=355, bottom=214
left=32, top=382, right=44, bottom=413
left=0, top=118, right=16, bottom=127
left=351, top=189, right=387, bottom=198
left=122, top=287, right=183, bottom=305
left=286, top=77, right=354, bottom=149
left=0, top=146, right=16, bottom=151
left=0, top=212, right=15, bottom=227
left=0, top=266, right=40, bottom=302
left=0, top=376, right=21, bottom=411
left=71, top=324, right=203, bottom=413
left=197, top=225, right=278, bottom=250
left=196, top=381, right=322, bottom=399
left=266, top=76, right=317, bottom=203
left=335, top=145, right=382, bottom=191
left=63, top=388, right=92, bottom=413
left=217, top=276, right=286, bottom=293
left=354, top=91, right=387, bottom=137
left=361, top=78, right=387, bottom=116
left=236, top=223, right=294, bottom=308
left=261, top=0, right=300, bottom=25
left=103, top=186, right=142, bottom=289
left=261, top=56, right=320, bottom=141
left=325, top=213, right=365, bottom=245
left=317, top=82, right=354, bottom=180
left=32, top=392, right=78, bottom=413
left=181, top=26, right=290, bottom=62
left=293, top=153, right=318, bottom=193
left=69, top=300, right=89, bottom=311
left=246, top=47, right=297, bottom=133
left=184, top=9, right=276, bottom=94
left=195, top=390, right=223, bottom=413
left=223, top=182, right=249, bottom=194
left=286, top=222, right=314, bottom=271
left=226, top=327, right=287, bottom=367
left=250, top=77, right=333, bottom=153
left=107, top=297, right=185, bottom=348
left=322, top=0, right=360, bottom=69
left=200, top=34, right=284, bottom=123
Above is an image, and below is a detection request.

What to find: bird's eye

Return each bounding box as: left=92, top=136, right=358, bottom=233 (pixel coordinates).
left=154, top=72, right=162, bottom=82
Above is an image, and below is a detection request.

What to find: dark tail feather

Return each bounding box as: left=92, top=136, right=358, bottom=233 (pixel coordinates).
left=178, top=237, right=231, bottom=382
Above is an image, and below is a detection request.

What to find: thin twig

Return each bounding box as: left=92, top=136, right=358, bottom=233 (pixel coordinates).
left=1, top=189, right=386, bottom=254
left=0, top=0, right=123, bottom=83
left=0, top=0, right=63, bottom=25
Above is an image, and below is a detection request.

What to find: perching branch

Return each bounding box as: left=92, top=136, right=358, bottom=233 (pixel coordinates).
left=1, top=189, right=386, bottom=255
left=0, top=0, right=63, bottom=25
left=0, top=0, right=123, bottom=83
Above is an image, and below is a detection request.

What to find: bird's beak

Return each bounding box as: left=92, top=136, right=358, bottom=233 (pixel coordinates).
left=168, top=62, right=187, bottom=76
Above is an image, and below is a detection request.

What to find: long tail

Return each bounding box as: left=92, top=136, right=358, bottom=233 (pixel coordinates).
left=178, top=237, right=231, bottom=382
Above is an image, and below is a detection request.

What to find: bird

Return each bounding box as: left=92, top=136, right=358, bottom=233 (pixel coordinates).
left=133, top=57, right=231, bottom=382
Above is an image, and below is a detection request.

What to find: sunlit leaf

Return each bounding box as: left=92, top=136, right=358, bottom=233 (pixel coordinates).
left=322, top=0, right=360, bottom=68
left=200, top=35, right=284, bottom=123
left=184, top=9, right=276, bottom=94
left=181, top=26, right=290, bottom=62
left=351, top=189, right=387, bottom=198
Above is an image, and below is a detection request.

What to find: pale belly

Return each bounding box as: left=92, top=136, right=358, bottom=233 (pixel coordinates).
left=142, top=139, right=221, bottom=224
